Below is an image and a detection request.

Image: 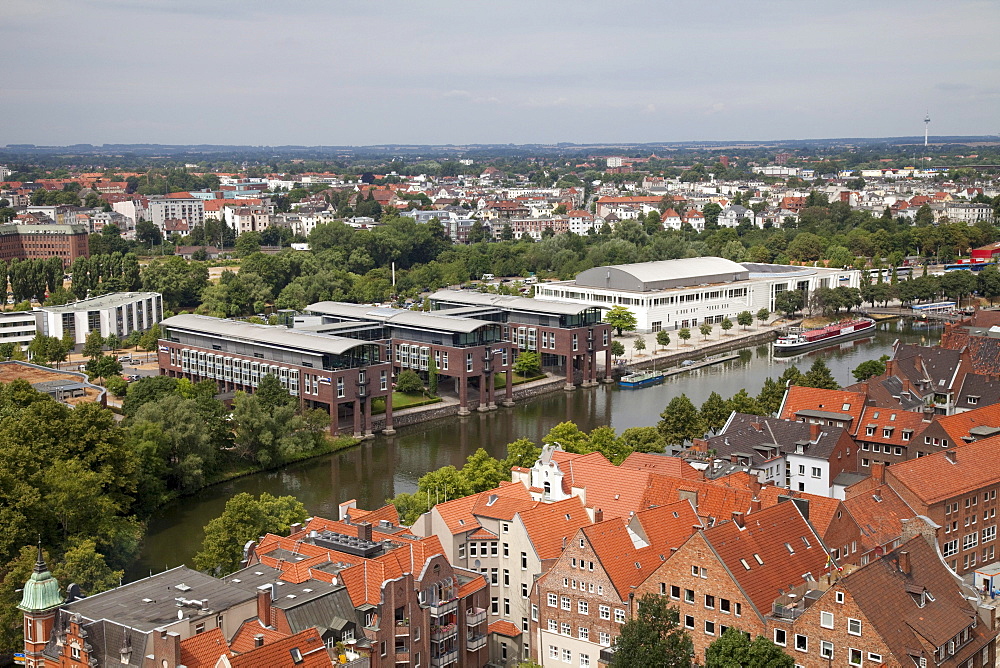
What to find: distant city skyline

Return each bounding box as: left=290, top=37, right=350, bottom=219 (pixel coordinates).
left=3, top=0, right=997, bottom=146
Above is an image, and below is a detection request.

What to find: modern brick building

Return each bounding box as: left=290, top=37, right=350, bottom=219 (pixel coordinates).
left=158, top=314, right=392, bottom=437
left=0, top=223, right=89, bottom=265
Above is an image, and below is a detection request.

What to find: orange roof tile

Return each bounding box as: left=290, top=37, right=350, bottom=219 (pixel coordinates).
left=755, top=487, right=845, bottom=539
left=229, top=628, right=329, bottom=668
left=855, top=406, right=927, bottom=445
left=434, top=483, right=534, bottom=535
left=886, top=434, right=1000, bottom=505
left=779, top=385, right=867, bottom=428
left=230, top=620, right=288, bottom=654
left=619, top=452, right=702, bottom=479
left=517, top=497, right=591, bottom=560
left=180, top=627, right=230, bottom=667
left=843, top=480, right=914, bottom=554
left=488, top=620, right=522, bottom=637
left=931, top=402, right=1000, bottom=445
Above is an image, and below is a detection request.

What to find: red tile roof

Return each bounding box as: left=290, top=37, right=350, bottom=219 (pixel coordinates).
left=618, top=452, right=702, bottom=479
left=488, top=620, right=522, bottom=637
left=843, top=479, right=914, bottom=554
left=886, top=433, right=1000, bottom=505
left=779, top=385, right=867, bottom=428
left=931, top=402, right=1000, bottom=445
left=855, top=406, right=927, bottom=445
left=434, top=482, right=534, bottom=535
left=230, top=620, right=288, bottom=654
left=228, top=628, right=329, bottom=668
left=179, top=627, right=230, bottom=667
left=517, top=496, right=591, bottom=560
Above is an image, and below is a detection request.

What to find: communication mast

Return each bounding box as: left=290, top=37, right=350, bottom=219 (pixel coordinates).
left=924, top=112, right=930, bottom=147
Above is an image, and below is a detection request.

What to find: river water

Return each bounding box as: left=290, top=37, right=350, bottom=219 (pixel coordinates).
left=127, top=319, right=940, bottom=581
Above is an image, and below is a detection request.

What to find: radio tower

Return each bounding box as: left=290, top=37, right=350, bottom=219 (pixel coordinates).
left=924, top=112, right=930, bottom=147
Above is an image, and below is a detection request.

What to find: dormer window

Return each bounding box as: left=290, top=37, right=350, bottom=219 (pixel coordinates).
left=968, top=396, right=979, bottom=405
left=866, top=427, right=875, bottom=436
left=883, top=428, right=893, bottom=438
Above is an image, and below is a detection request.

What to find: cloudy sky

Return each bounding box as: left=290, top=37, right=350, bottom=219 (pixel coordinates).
left=3, top=0, right=998, bottom=146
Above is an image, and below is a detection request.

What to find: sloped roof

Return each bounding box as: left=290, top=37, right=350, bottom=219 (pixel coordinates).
left=886, top=433, right=1000, bottom=505
left=489, top=620, right=522, bottom=637
left=855, top=406, right=928, bottom=446
left=228, top=628, right=329, bottom=668
left=779, top=386, right=868, bottom=431
left=230, top=620, right=287, bottom=654
left=618, top=452, right=702, bottom=479
left=701, top=501, right=830, bottom=617
left=932, top=402, right=1000, bottom=445
left=434, top=483, right=534, bottom=536
left=755, top=487, right=847, bottom=541
left=517, top=497, right=591, bottom=560
left=574, top=257, right=748, bottom=293
left=180, top=627, right=231, bottom=667
left=843, top=480, right=915, bottom=554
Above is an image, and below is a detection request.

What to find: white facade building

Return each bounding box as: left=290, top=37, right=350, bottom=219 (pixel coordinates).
left=36, top=292, right=163, bottom=345
left=0, top=310, right=40, bottom=350
left=535, top=257, right=861, bottom=333
left=148, top=197, right=204, bottom=232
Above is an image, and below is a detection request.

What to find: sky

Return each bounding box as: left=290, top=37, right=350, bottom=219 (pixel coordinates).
left=3, top=0, right=998, bottom=146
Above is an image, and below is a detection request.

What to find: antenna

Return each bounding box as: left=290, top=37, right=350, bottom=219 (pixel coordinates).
left=924, top=111, right=931, bottom=148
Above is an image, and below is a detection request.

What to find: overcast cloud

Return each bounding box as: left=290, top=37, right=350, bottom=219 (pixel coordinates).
left=3, top=0, right=998, bottom=145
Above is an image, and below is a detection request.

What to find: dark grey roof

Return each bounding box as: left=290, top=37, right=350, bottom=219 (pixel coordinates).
left=282, top=586, right=360, bottom=635
left=793, top=409, right=853, bottom=421
left=429, top=289, right=599, bottom=316
left=702, top=413, right=846, bottom=475
left=955, top=373, right=1000, bottom=411
left=305, top=301, right=494, bottom=334
left=833, top=471, right=867, bottom=488
left=163, top=314, right=374, bottom=356
left=893, top=344, right=963, bottom=390
left=59, top=566, right=255, bottom=633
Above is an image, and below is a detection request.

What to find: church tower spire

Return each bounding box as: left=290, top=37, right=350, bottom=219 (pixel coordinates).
left=18, top=540, right=62, bottom=667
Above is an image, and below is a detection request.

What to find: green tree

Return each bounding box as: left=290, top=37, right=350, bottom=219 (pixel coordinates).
left=705, top=627, right=793, bottom=668
left=104, top=333, right=120, bottom=356
left=396, top=369, right=424, bottom=394
left=756, top=308, right=770, bottom=327
left=678, top=328, right=691, bottom=346
left=610, top=340, right=626, bottom=360
left=656, top=330, right=671, bottom=350
left=756, top=377, right=787, bottom=415
left=503, top=438, right=541, bottom=469
left=85, top=354, right=123, bottom=385
left=632, top=337, right=646, bottom=356
left=544, top=421, right=591, bottom=454
left=802, top=357, right=840, bottom=390
left=138, top=323, right=161, bottom=352
left=255, top=373, right=295, bottom=411
left=853, top=355, right=889, bottom=382
left=514, top=351, right=542, bottom=376
left=193, top=493, right=308, bottom=575
left=699, top=323, right=713, bottom=340
left=657, top=394, right=706, bottom=445
left=605, top=305, right=638, bottom=336
left=701, top=392, right=731, bottom=432
left=737, top=311, right=753, bottom=330
left=460, top=448, right=508, bottom=493
left=610, top=593, right=693, bottom=668
left=82, top=330, right=105, bottom=361
left=720, top=318, right=733, bottom=335
left=427, top=356, right=439, bottom=395
left=234, top=231, right=263, bottom=258
left=616, top=427, right=666, bottom=454
left=105, top=375, right=128, bottom=398
left=774, top=290, right=804, bottom=316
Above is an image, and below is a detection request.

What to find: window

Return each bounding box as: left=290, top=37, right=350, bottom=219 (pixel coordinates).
left=944, top=539, right=959, bottom=557
left=532, top=604, right=538, bottom=621
left=821, top=641, right=833, bottom=659
left=684, top=589, right=695, bottom=604
left=684, top=615, right=694, bottom=629
left=578, top=627, right=589, bottom=641
left=614, top=609, right=626, bottom=624
left=836, top=591, right=845, bottom=604
left=548, top=593, right=557, bottom=607
left=578, top=600, right=588, bottom=614
left=548, top=619, right=558, bottom=632
left=869, top=652, right=883, bottom=663
left=811, top=467, right=821, bottom=478
left=580, top=654, right=590, bottom=667
left=549, top=646, right=558, bottom=660
left=964, top=533, right=979, bottom=550
left=795, top=634, right=807, bottom=651
left=522, top=583, right=529, bottom=599
left=521, top=552, right=527, bottom=569
left=704, top=594, right=715, bottom=609
left=848, top=618, right=862, bottom=636
left=561, top=622, right=571, bottom=636
left=704, top=620, right=715, bottom=635
left=503, top=543, right=509, bottom=558
left=774, top=629, right=786, bottom=646
left=599, top=632, right=611, bottom=646
left=670, top=585, right=680, bottom=600
left=562, top=648, right=571, bottom=663
left=599, top=605, right=610, bottom=620
left=719, top=598, right=730, bottom=614
left=849, top=648, right=863, bottom=666
left=71, top=646, right=81, bottom=660
left=561, top=596, right=571, bottom=611
left=492, top=597, right=499, bottom=614
left=798, top=465, right=805, bottom=475
left=821, top=611, right=834, bottom=628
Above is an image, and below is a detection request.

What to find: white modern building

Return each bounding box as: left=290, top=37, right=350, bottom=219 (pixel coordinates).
left=36, top=292, right=164, bottom=345
left=0, top=310, right=40, bottom=350
left=148, top=197, right=204, bottom=232
left=534, top=257, right=861, bottom=333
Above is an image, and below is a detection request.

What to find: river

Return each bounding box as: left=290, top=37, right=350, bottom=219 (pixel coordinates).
left=127, top=319, right=940, bottom=581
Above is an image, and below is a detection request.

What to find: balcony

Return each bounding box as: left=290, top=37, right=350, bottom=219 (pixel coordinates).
left=431, top=623, right=457, bottom=641
left=394, top=648, right=409, bottom=663
left=394, top=622, right=409, bottom=636
left=466, top=607, right=487, bottom=626
left=429, top=599, right=457, bottom=616
left=430, top=649, right=459, bottom=667
left=771, top=603, right=805, bottom=621
left=466, top=634, right=487, bottom=652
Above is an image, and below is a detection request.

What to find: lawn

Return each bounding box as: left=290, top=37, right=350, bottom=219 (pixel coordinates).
left=494, top=371, right=546, bottom=388
left=372, top=391, right=442, bottom=414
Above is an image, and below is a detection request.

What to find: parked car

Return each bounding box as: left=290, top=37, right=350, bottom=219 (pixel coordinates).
left=118, top=356, right=132, bottom=363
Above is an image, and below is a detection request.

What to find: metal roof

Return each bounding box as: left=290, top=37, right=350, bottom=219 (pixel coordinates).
left=306, top=301, right=495, bottom=334
left=429, top=290, right=598, bottom=316
left=38, top=291, right=160, bottom=314
left=162, top=314, right=374, bottom=356
left=573, top=257, right=749, bottom=292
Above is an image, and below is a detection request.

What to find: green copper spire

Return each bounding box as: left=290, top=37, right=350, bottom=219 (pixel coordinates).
left=17, top=540, right=62, bottom=614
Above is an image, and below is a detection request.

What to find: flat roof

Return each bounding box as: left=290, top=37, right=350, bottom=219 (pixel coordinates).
left=574, top=257, right=748, bottom=292
left=61, top=566, right=254, bottom=632
left=162, top=314, right=376, bottom=356
left=38, top=291, right=160, bottom=313
left=306, top=301, right=496, bottom=334
left=429, top=290, right=598, bottom=316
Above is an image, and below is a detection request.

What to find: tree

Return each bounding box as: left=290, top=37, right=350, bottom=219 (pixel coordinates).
left=503, top=438, right=541, bottom=469
left=656, top=330, right=670, bottom=350
left=705, top=627, right=793, bottom=668
left=737, top=311, right=753, bottom=330
left=610, top=340, right=625, bottom=360
left=193, top=493, right=308, bottom=575
left=255, top=373, right=295, bottom=411
left=774, top=290, right=804, bottom=316
left=85, top=355, right=122, bottom=385
left=701, top=392, right=731, bottom=432
left=699, top=323, right=713, bottom=340
left=104, top=334, right=120, bottom=356
left=632, top=337, right=646, bottom=357
left=396, top=369, right=424, bottom=394
left=138, top=323, right=162, bottom=352
left=605, top=305, right=638, bottom=336
left=234, top=231, right=263, bottom=258
left=616, top=427, right=667, bottom=454
left=427, top=356, right=439, bottom=395
left=720, top=318, right=733, bottom=335
left=756, top=308, right=770, bottom=327
left=460, top=448, right=507, bottom=493
left=27, top=334, right=68, bottom=366
left=853, top=355, right=889, bottom=382
left=657, top=394, right=706, bottom=445
left=82, top=330, right=105, bottom=361
left=802, top=357, right=840, bottom=390
left=544, top=421, right=591, bottom=454
left=514, top=351, right=541, bottom=376
left=678, top=327, right=692, bottom=346
left=610, top=593, right=693, bottom=668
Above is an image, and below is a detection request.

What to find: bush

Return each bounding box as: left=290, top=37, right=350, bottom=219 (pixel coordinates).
left=105, top=375, right=128, bottom=398
left=396, top=369, right=424, bottom=394
left=513, top=351, right=541, bottom=376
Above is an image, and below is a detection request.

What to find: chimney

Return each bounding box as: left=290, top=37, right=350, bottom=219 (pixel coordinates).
left=921, top=405, right=934, bottom=423
left=870, top=462, right=886, bottom=484
left=750, top=496, right=761, bottom=513
left=898, top=550, right=910, bottom=575
left=809, top=423, right=821, bottom=441
left=945, top=449, right=957, bottom=464
left=256, top=584, right=273, bottom=628
left=594, top=508, right=603, bottom=523
left=691, top=438, right=708, bottom=452
left=731, top=511, right=744, bottom=528
left=358, top=521, right=373, bottom=542
left=289, top=522, right=302, bottom=536
left=152, top=631, right=181, bottom=668
left=885, top=358, right=896, bottom=377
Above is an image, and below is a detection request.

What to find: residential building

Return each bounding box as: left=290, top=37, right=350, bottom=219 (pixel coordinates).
left=0, top=223, right=89, bottom=265
left=945, top=202, right=994, bottom=225
left=36, top=291, right=163, bottom=345
left=148, top=196, right=205, bottom=232
left=631, top=501, right=832, bottom=663
left=534, top=257, right=860, bottom=333
left=0, top=309, right=40, bottom=350
left=158, top=314, right=391, bottom=436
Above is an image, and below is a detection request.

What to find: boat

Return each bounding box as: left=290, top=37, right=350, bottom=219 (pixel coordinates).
left=618, top=369, right=666, bottom=388
left=774, top=317, right=876, bottom=352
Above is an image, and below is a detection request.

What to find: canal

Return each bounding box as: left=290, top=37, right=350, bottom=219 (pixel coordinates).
left=128, top=319, right=940, bottom=580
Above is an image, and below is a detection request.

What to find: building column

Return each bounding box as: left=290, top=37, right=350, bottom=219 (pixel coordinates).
left=477, top=373, right=489, bottom=412
left=382, top=391, right=395, bottom=435
left=458, top=376, right=470, bottom=416
left=352, top=399, right=362, bottom=438
left=328, top=403, right=339, bottom=436
left=602, top=347, right=613, bottom=383
left=363, top=395, right=374, bottom=439
left=503, top=369, right=514, bottom=407
left=487, top=372, right=497, bottom=410
left=564, top=354, right=576, bottom=391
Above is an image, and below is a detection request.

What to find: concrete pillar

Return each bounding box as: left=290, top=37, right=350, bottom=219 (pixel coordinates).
left=458, top=376, right=470, bottom=416
left=564, top=354, right=576, bottom=391
left=503, top=369, right=514, bottom=407
left=352, top=399, right=362, bottom=438
left=382, top=390, right=395, bottom=435
left=477, top=373, right=489, bottom=412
